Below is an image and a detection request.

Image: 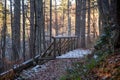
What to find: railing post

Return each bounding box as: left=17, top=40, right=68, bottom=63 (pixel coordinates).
left=63, top=38, right=66, bottom=53
left=59, top=38, right=61, bottom=56
left=53, top=37, right=56, bottom=58
left=76, top=37, right=79, bottom=49
left=67, top=37, right=69, bottom=52
left=74, top=37, right=76, bottom=49
left=70, top=37, right=72, bottom=51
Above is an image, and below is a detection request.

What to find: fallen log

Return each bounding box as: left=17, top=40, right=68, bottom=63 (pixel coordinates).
left=0, top=69, right=15, bottom=80
left=0, top=55, right=40, bottom=80
left=0, top=55, right=56, bottom=80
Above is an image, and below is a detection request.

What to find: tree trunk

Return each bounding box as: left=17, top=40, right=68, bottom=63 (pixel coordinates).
left=97, top=0, right=120, bottom=49
left=98, top=13, right=102, bottom=34
left=87, top=0, right=91, bottom=43
left=115, top=0, right=120, bottom=48
left=22, top=0, right=26, bottom=61
left=55, top=0, right=58, bottom=36
left=42, top=3, right=46, bottom=52
left=75, top=0, right=82, bottom=48
left=80, top=0, right=86, bottom=48
left=12, top=0, right=21, bottom=61
left=35, top=0, right=44, bottom=55
left=30, top=0, right=35, bottom=58
left=62, top=9, right=65, bottom=35
left=68, top=0, right=71, bottom=36
left=10, top=0, right=13, bottom=32
left=50, top=0, right=52, bottom=42
left=93, top=8, right=96, bottom=39
left=1, top=0, right=7, bottom=73
left=75, top=0, right=81, bottom=36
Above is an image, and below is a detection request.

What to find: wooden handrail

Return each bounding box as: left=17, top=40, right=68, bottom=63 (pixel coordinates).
left=41, top=42, right=54, bottom=57
left=53, top=36, right=78, bottom=38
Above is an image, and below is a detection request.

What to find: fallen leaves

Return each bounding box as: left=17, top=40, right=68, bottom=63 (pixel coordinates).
left=90, top=53, right=120, bottom=80
left=17, top=58, right=83, bottom=80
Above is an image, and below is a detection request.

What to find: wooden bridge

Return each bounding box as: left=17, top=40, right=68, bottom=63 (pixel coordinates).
left=0, top=36, right=78, bottom=80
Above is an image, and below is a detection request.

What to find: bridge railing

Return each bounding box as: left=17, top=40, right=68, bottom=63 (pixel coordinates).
left=41, top=36, right=78, bottom=58
left=0, top=36, right=78, bottom=79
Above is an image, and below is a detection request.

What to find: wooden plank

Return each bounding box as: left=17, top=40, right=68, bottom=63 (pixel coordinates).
left=41, top=42, right=54, bottom=57
left=52, top=36, right=78, bottom=39
left=38, top=57, right=55, bottom=60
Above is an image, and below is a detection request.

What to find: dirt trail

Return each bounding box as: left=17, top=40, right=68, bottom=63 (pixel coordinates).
left=17, top=58, right=83, bottom=80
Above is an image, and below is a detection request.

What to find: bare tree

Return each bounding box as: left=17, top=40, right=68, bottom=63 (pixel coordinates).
left=87, top=0, right=91, bottom=43
left=75, top=0, right=81, bottom=48
left=68, top=0, right=71, bottom=36
left=50, top=0, right=52, bottom=42
left=80, top=0, right=86, bottom=48
left=62, top=9, right=65, bottom=35
left=42, top=0, right=46, bottom=51
left=10, top=0, right=13, bottom=30
left=35, top=0, right=44, bottom=55
left=12, top=0, right=21, bottom=61
left=75, top=0, right=82, bottom=36
left=22, top=0, right=26, bottom=61
left=1, top=0, right=7, bottom=72
left=30, top=0, right=35, bottom=58
left=55, top=0, right=58, bottom=36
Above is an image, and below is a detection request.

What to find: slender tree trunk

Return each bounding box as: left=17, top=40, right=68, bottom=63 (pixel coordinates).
left=12, top=0, right=21, bottom=61
left=30, top=0, right=35, bottom=58
left=98, top=13, right=102, bottom=34
left=50, top=0, right=52, bottom=42
left=42, top=0, right=46, bottom=51
left=35, top=0, right=43, bottom=55
left=87, top=0, right=91, bottom=43
left=92, top=7, right=96, bottom=39
left=34, top=0, right=39, bottom=55
left=80, top=0, right=86, bottom=48
left=62, top=9, right=65, bottom=35
left=42, top=1, right=46, bottom=51
left=22, top=0, right=26, bottom=61
left=75, top=0, right=82, bottom=36
left=75, top=0, right=82, bottom=48
left=68, top=0, right=71, bottom=36
left=1, top=0, right=7, bottom=72
left=10, top=0, right=13, bottom=31
left=55, top=0, right=58, bottom=36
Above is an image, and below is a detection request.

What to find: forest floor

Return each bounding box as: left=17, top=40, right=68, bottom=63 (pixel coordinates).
left=17, top=58, right=84, bottom=80
left=16, top=50, right=120, bottom=80
left=88, top=53, right=120, bottom=80
left=16, top=49, right=91, bottom=80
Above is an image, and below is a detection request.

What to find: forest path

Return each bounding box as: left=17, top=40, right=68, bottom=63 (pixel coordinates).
left=17, top=49, right=91, bottom=80
left=18, top=58, right=82, bottom=80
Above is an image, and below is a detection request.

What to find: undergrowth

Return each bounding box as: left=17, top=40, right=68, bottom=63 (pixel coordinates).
left=60, top=33, right=114, bottom=80
left=60, top=49, right=110, bottom=80
left=60, top=22, right=120, bottom=79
